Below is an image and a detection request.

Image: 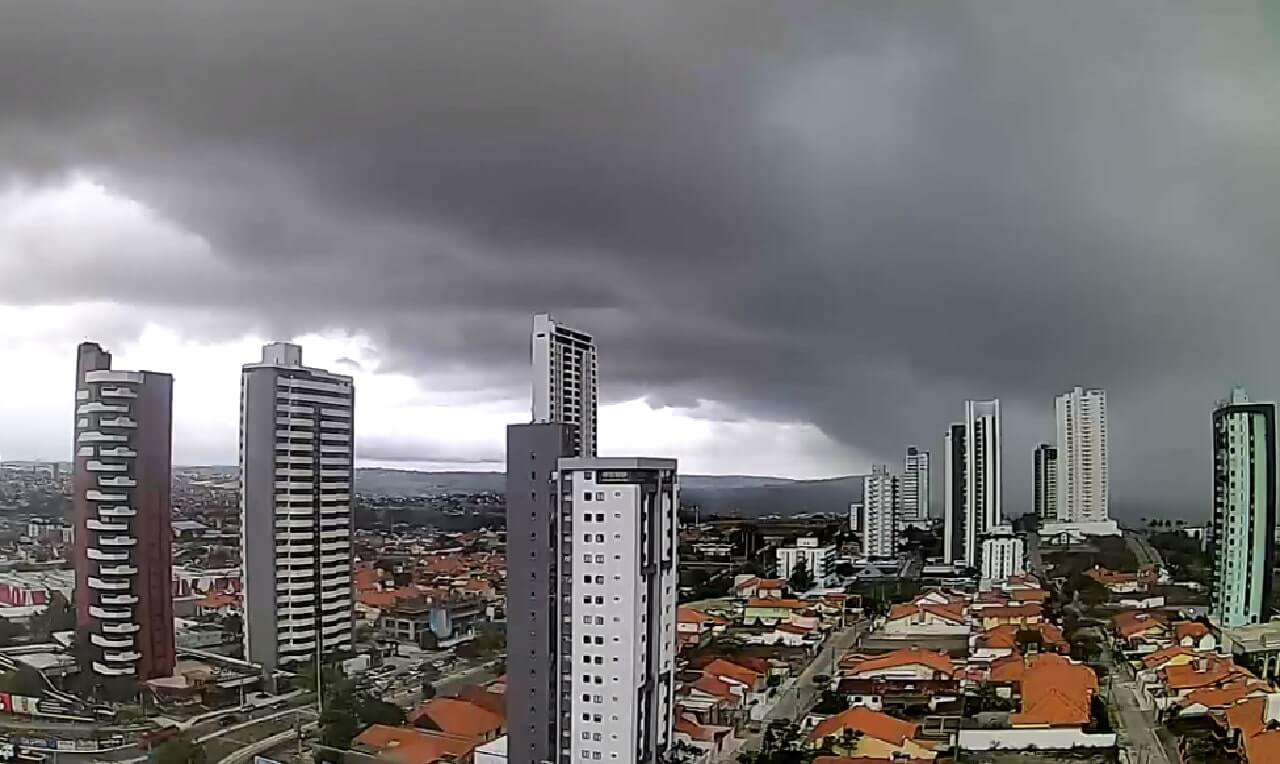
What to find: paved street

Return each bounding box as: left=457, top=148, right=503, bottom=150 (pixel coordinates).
left=718, top=619, right=867, bottom=761
left=1111, top=681, right=1172, bottom=764
left=1125, top=532, right=1165, bottom=569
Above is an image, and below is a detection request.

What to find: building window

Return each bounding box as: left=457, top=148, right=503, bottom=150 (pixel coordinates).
left=583, top=493, right=593, bottom=501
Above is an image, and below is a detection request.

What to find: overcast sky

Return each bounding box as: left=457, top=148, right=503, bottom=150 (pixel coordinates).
left=2, top=1, right=1278, bottom=518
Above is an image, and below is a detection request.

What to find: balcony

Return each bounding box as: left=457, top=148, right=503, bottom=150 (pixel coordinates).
left=103, top=650, right=141, bottom=663
left=85, top=370, right=142, bottom=384
left=78, top=402, right=129, bottom=415
left=87, top=520, right=129, bottom=532
left=280, top=640, right=318, bottom=653
left=91, top=633, right=134, bottom=649
left=98, top=447, right=137, bottom=458
left=98, top=417, right=138, bottom=429
left=86, top=489, right=127, bottom=502
left=98, top=506, right=136, bottom=518
left=88, top=606, right=132, bottom=620
left=78, top=431, right=128, bottom=443
left=88, top=577, right=131, bottom=591
left=98, top=565, right=137, bottom=576
left=99, top=387, right=138, bottom=398
left=87, top=549, right=129, bottom=562
left=98, top=476, right=136, bottom=488
left=86, top=461, right=128, bottom=472
left=102, top=622, right=140, bottom=634
left=100, top=594, right=139, bottom=606
left=98, top=536, right=137, bottom=547
left=92, top=662, right=135, bottom=677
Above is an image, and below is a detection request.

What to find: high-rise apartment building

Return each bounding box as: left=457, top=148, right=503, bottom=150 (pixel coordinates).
left=965, top=399, right=1002, bottom=563
left=1055, top=387, right=1110, bottom=522
left=72, top=342, right=175, bottom=681
left=507, top=451, right=678, bottom=764
left=532, top=314, right=598, bottom=457
left=944, top=401, right=1001, bottom=566
left=1210, top=388, right=1276, bottom=628
left=861, top=465, right=899, bottom=558
left=1034, top=444, right=1058, bottom=520
left=943, top=423, right=966, bottom=565
left=901, top=447, right=930, bottom=521
left=241, top=343, right=355, bottom=672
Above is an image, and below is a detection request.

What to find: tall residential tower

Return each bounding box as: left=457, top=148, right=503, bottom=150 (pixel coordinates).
left=532, top=314, right=598, bottom=457
left=862, top=465, right=899, bottom=558
left=1055, top=387, right=1110, bottom=522
left=1210, top=388, right=1276, bottom=628
left=506, top=446, right=679, bottom=764
left=1034, top=444, right=1058, bottom=520
left=901, top=447, right=930, bottom=521
left=241, top=343, right=355, bottom=672
left=944, top=400, right=1001, bottom=566
left=73, top=342, right=175, bottom=681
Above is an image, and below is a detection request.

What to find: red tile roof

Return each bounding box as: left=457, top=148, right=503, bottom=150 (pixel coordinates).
left=455, top=686, right=505, bottom=719
left=409, top=697, right=504, bottom=739
left=1008, top=654, right=1099, bottom=728
left=688, top=674, right=738, bottom=701
left=1112, top=610, right=1169, bottom=639
left=747, top=598, right=809, bottom=609
left=702, top=659, right=763, bottom=689
left=845, top=648, right=955, bottom=678
left=1162, top=657, right=1248, bottom=691
left=807, top=706, right=918, bottom=745
left=1140, top=646, right=1198, bottom=670
left=353, top=725, right=476, bottom=764
left=1224, top=697, right=1280, bottom=764
left=1175, top=622, right=1211, bottom=641
left=887, top=602, right=966, bottom=625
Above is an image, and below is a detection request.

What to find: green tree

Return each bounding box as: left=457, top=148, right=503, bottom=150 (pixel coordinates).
left=421, top=681, right=436, bottom=699
left=0, top=666, right=45, bottom=697
left=812, top=689, right=848, bottom=715
left=356, top=696, right=406, bottom=726
left=319, top=678, right=359, bottom=749
left=155, top=734, right=207, bottom=764
left=0, top=620, right=26, bottom=647
left=29, top=593, right=74, bottom=639
left=739, top=721, right=814, bottom=764
left=221, top=614, right=243, bottom=642
left=788, top=557, right=813, bottom=592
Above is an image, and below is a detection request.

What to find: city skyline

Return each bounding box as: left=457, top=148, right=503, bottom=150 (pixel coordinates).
left=5, top=3, right=1280, bottom=519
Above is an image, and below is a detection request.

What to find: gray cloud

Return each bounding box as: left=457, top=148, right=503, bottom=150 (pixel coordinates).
left=3, top=0, right=1280, bottom=517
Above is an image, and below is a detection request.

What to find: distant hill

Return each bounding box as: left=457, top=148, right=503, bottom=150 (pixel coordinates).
left=351, top=467, right=861, bottom=517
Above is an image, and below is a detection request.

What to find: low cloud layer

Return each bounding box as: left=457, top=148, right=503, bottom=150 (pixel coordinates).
left=3, top=1, right=1280, bottom=516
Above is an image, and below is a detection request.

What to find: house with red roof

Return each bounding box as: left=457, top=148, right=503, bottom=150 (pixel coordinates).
left=842, top=649, right=955, bottom=681
left=1217, top=695, right=1280, bottom=763
left=1173, top=621, right=1216, bottom=651
left=352, top=725, right=479, bottom=764
left=805, top=707, right=938, bottom=760
left=882, top=601, right=968, bottom=637
left=673, top=714, right=735, bottom=761
left=1111, top=610, right=1170, bottom=650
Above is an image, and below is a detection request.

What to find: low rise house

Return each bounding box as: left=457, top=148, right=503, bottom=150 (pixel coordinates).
left=409, top=697, right=505, bottom=743
left=1174, top=622, right=1216, bottom=651
left=742, top=598, right=810, bottom=627
left=353, top=724, right=478, bottom=764
left=673, top=715, right=734, bottom=762
left=1086, top=564, right=1158, bottom=593
left=805, top=707, right=937, bottom=759
left=1112, top=610, right=1170, bottom=651
left=1219, top=694, right=1280, bottom=763
left=842, top=649, right=955, bottom=681
left=882, top=602, right=967, bottom=637
left=975, top=604, right=1042, bottom=631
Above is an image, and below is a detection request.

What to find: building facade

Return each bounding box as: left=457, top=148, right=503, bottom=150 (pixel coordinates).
left=1055, top=387, right=1110, bottom=522
left=505, top=422, right=578, bottom=764
left=241, top=343, right=355, bottom=672
left=1211, top=388, right=1276, bottom=628
left=965, top=400, right=1002, bottom=562
left=980, top=527, right=1026, bottom=581
left=532, top=314, right=598, bottom=457
left=558, top=458, right=678, bottom=764
left=72, top=342, right=176, bottom=681
left=901, top=447, right=931, bottom=521
left=943, top=423, right=966, bottom=565
left=776, top=537, right=837, bottom=586
left=861, top=466, right=899, bottom=559
left=1033, top=444, right=1058, bottom=520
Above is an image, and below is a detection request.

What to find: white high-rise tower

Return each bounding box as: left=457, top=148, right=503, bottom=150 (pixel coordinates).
left=240, top=343, right=355, bottom=672
left=1055, top=387, right=1109, bottom=522
left=862, top=465, right=899, bottom=558
left=532, top=313, right=598, bottom=457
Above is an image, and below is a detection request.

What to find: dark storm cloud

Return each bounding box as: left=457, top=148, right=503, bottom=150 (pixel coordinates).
left=2, top=0, right=1280, bottom=515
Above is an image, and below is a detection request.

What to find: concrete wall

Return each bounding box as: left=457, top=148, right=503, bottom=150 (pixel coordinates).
left=241, top=367, right=280, bottom=671
left=957, top=728, right=1117, bottom=751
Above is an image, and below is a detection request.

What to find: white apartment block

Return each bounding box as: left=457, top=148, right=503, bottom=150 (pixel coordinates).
left=901, top=447, right=930, bottom=521
left=1055, top=387, right=1110, bottom=522
left=533, top=314, right=598, bottom=457
left=241, top=343, right=355, bottom=671
left=776, top=537, right=836, bottom=586
left=980, top=527, right=1026, bottom=581
left=861, top=466, right=899, bottom=558
left=558, top=458, right=678, bottom=764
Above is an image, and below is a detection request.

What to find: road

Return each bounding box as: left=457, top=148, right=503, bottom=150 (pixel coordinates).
left=718, top=619, right=867, bottom=761
left=1126, top=532, right=1166, bottom=569
left=1102, top=641, right=1174, bottom=764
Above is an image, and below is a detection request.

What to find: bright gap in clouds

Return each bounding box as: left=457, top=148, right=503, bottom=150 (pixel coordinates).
left=0, top=308, right=864, bottom=477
